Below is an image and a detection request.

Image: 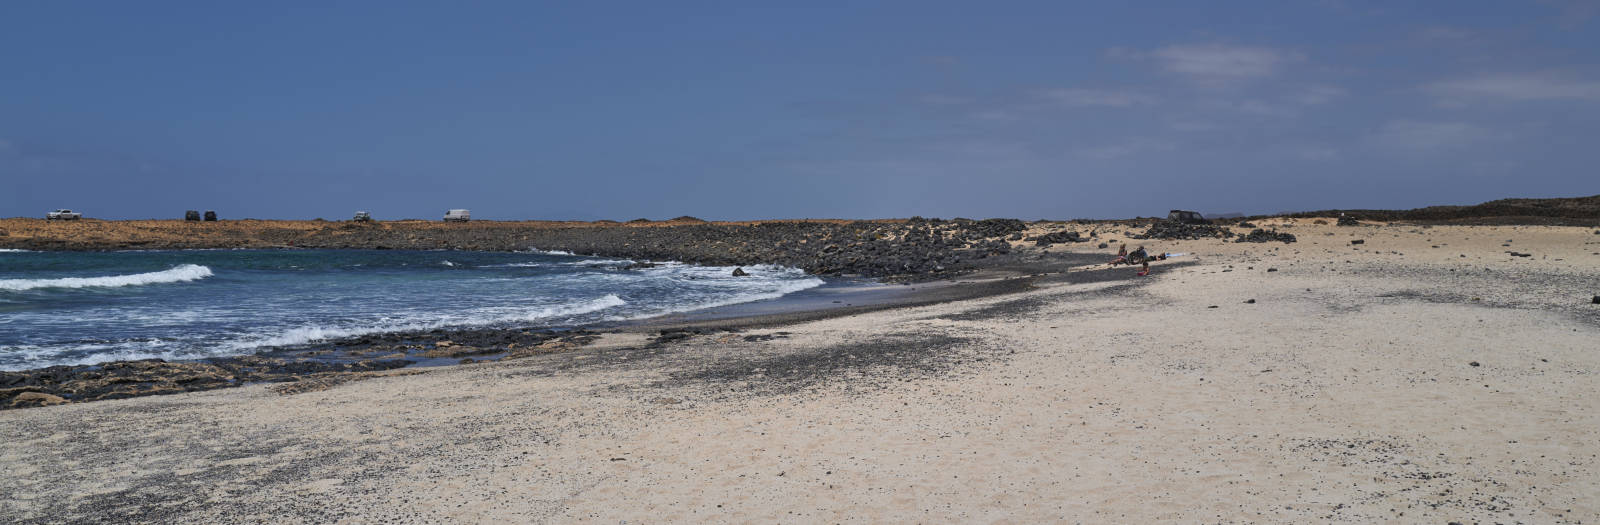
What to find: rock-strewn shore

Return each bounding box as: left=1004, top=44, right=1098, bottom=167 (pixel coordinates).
left=2, top=329, right=600, bottom=409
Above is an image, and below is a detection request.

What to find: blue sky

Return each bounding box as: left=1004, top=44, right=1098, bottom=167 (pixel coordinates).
left=4, top=1, right=1598, bottom=220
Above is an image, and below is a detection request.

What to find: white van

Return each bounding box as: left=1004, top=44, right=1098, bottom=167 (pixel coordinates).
left=443, top=209, right=471, bottom=222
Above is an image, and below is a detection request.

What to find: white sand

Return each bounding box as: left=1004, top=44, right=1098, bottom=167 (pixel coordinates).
left=2, top=222, right=1597, bottom=523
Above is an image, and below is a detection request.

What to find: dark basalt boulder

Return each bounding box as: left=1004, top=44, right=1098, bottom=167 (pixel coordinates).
left=1131, top=220, right=1233, bottom=240
left=1027, top=231, right=1086, bottom=246
left=1236, top=229, right=1297, bottom=243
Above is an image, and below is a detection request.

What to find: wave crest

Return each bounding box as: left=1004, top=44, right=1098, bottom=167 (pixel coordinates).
left=0, top=264, right=214, bottom=291
left=231, top=294, right=628, bottom=349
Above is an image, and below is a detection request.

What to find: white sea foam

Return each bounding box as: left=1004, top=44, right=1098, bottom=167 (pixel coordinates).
left=483, top=259, right=630, bottom=269
left=527, top=248, right=575, bottom=256
left=225, top=294, right=628, bottom=350
left=0, top=264, right=213, bottom=291
left=0, top=249, right=32, bottom=253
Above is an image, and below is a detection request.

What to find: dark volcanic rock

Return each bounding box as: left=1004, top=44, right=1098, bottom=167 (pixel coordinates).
left=1131, top=220, right=1233, bottom=241
left=1351, top=239, right=1365, bottom=245
left=1236, top=229, right=1297, bottom=244
left=732, top=267, right=749, bottom=277
left=513, top=220, right=1027, bottom=280
left=1027, top=231, right=1087, bottom=246
left=1337, top=215, right=1361, bottom=226
left=0, top=327, right=599, bottom=409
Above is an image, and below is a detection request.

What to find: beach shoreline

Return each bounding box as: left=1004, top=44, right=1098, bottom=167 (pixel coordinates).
left=0, top=249, right=1125, bottom=408
left=2, top=219, right=1598, bottom=523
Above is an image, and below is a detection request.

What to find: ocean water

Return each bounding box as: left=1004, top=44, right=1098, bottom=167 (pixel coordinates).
left=0, top=249, right=823, bottom=370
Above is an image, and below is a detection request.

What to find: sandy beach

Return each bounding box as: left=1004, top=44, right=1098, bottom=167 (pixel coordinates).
left=2, top=220, right=1598, bottom=523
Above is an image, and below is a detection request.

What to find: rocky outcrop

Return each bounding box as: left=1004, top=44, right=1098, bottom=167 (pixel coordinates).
left=1026, top=231, right=1087, bottom=246
left=1131, top=220, right=1234, bottom=241
left=1236, top=229, right=1297, bottom=243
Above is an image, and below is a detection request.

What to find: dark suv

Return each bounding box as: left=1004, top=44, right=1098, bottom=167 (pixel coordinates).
left=1167, top=210, right=1208, bottom=224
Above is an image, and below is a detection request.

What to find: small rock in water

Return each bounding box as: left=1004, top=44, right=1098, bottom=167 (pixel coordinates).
left=1266, top=268, right=1278, bottom=272
left=1469, top=361, right=1480, bottom=367
left=732, top=267, right=749, bottom=277
left=1244, top=299, right=1256, bottom=304
left=1591, top=295, right=1599, bottom=305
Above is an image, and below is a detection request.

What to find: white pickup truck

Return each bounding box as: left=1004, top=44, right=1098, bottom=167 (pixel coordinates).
left=46, top=209, right=82, bottom=220
left=443, top=209, right=471, bottom=222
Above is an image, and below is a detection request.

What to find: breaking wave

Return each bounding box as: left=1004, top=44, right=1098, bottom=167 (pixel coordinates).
left=224, top=294, right=628, bottom=350
left=0, top=264, right=213, bottom=291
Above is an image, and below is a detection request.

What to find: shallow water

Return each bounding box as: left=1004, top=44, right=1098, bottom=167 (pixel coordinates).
left=0, top=249, right=822, bottom=370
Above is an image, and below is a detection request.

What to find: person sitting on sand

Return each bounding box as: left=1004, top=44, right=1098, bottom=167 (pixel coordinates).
left=1128, top=245, right=1149, bottom=264
left=1111, top=244, right=1128, bottom=265
left=1137, top=261, right=1149, bottom=276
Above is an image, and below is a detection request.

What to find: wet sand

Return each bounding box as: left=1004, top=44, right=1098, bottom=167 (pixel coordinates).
left=1, top=221, right=1598, bottom=523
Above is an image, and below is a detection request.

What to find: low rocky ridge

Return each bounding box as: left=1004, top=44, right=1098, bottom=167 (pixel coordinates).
left=516, top=218, right=1026, bottom=278
left=0, top=218, right=1026, bottom=280
left=1282, top=194, right=1600, bottom=226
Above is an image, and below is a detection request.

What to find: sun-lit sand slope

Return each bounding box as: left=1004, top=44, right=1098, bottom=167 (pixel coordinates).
left=1, top=221, right=1597, bottom=523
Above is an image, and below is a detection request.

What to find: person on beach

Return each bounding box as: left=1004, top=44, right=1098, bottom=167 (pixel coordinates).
left=1137, top=261, right=1150, bottom=276
left=1111, top=244, right=1128, bottom=265
left=1129, top=245, right=1149, bottom=264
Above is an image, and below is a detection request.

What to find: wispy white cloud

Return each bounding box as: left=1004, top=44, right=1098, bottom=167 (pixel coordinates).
left=1426, top=71, right=1600, bottom=102
left=1416, top=26, right=1475, bottom=41
left=917, top=94, right=970, bottom=106
left=1369, top=120, right=1495, bottom=151
left=1284, top=145, right=1341, bottom=160
left=1069, top=138, right=1175, bottom=159
left=1168, top=121, right=1221, bottom=132
left=1541, top=0, right=1599, bottom=28
left=1114, top=44, right=1305, bottom=86
left=1038, top=88, right=1157, bottom=107
left=1289, top=85, right=1347, bottom=105
left=1206, top=99, right=1300, bottom=117
left=969, top=109, right=1019, bottom=121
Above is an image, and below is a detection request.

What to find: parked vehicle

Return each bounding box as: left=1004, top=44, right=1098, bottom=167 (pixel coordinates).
left=443, top=209, right=471, bottom=222
left=352, top=211, right=373, bottom=222
left=185, top=210, right=200, bottom=221
left=46, top=209, right=81, bottom=220
left=204, top=210, right=217, bottom=221
left=1167, top=210, right=1209, bottom=224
